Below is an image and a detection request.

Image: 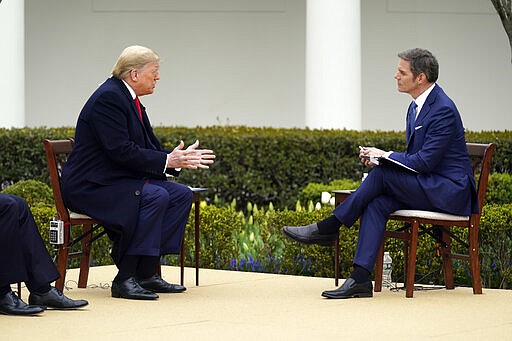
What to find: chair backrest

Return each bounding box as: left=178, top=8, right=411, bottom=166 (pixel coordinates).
left=466, top=142, right=496, bottom=213
left=43, top=139, right=74, bottom=222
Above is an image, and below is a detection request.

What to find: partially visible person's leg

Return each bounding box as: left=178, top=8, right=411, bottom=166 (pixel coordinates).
left=0, top=194, right=88, bottom=309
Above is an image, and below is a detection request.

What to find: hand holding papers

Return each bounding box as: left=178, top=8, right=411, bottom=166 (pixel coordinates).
left=359, top=146, right=384, bottom=167
left=358, top=146, right=418, bottom=173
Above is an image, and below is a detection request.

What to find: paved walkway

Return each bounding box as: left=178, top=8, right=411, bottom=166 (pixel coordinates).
left=2, top=265, right=511, bottom=340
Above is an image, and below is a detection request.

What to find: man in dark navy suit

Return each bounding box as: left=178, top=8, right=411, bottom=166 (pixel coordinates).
left=61, top=46, right=215, bottom=300
left=283, top=48, right=477, bottom=299
left=0, top=194, right=88, bottom=315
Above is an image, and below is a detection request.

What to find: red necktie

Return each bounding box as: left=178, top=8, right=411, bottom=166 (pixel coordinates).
left=134, top=96, right=142, bottom=121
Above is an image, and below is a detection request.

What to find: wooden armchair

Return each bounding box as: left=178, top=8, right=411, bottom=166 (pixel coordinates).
left=374, top=142, right=496, bottom=298
left=43, top=139, right=106, bottom=290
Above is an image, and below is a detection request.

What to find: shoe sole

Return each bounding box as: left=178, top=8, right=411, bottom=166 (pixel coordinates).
left=111, top=290, right=159, bottom=300
left=27, top=300, right=88, bottom=310
left=0, top=308, right=44, bottom=315
left=140, top=287, right=186, bottom=293
left=321, top=291, right=373, bottom=299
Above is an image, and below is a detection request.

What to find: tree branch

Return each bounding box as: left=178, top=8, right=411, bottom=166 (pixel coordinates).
left=491, top=0, right=512, bottom=62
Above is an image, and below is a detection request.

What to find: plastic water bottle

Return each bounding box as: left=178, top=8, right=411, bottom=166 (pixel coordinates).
left=382, top=251, right=393, bottom=288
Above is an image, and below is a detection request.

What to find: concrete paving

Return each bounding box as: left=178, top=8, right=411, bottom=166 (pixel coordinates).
left=2, top=265, right=511, bottom=340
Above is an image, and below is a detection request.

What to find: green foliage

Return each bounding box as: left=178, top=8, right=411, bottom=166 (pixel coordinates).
left=163, top=203, right=244, bottom=269
left=0, top=127, right=75, bottom=188
left=479, top=204, right=512, bottom=289
left=486, top=173, right=512, bottom=205
left=231, top=203, right=268, bottom=272
left=465, top=130, right=512, bottom=173
left=1, top=179, right=54, bottom=206
left=1, top=127, right=510, bottom=211
left=299, top=179, right=361, bottom=206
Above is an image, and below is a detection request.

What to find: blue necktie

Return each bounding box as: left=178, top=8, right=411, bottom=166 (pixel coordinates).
left=407, top=101, right=417, bottom=142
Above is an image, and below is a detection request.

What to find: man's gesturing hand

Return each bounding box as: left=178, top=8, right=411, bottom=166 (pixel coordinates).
left=166, top=140, right=216, bottom=169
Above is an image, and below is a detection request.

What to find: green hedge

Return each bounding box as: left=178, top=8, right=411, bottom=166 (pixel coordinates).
left=299, top=173, right=512, bottom=208
left=1, top=127, right=510, bottom=210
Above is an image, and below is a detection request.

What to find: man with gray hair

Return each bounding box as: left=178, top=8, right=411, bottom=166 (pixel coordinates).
left=283, top=48, right=477, bottom=299
left=61, top=46, right=215, bottom=300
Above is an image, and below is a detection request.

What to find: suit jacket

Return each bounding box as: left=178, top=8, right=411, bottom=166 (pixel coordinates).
left=388, top=84, right=477, bottom=216
left=61, top=77, right=179, bottom=263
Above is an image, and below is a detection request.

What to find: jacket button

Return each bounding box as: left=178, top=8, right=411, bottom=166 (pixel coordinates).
left=135, top=190, right=141, bottom=196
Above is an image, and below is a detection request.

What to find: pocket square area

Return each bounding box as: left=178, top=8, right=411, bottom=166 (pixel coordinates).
left=414, top=125, right=423, bottom=130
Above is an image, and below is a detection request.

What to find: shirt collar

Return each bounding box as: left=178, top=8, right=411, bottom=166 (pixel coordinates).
left=121, top=79, right=136, bottom=100
left=414, top=83, right=436, bottom=116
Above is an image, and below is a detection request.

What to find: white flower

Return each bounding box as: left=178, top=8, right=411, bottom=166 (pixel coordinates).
left=321, top=191, right=331, bottom=204
left=329, top=197, right=335, bottom=206
left=315, top=202, right=322, bottom=210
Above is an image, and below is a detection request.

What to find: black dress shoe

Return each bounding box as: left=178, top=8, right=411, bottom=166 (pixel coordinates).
left=138, top=275, right=186, bottom=293
left=282, top=223, right=337, bottom=246
left=321, top=277, right=373, bottom=299
left=0, top=291, right=44, bottom=315
left=111, top=277, right=159, bottom=300
left=28, top=287, right=89, bottom=309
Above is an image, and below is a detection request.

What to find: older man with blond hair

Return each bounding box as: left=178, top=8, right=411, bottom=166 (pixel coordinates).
left=61, top=46, right=215, bottom=300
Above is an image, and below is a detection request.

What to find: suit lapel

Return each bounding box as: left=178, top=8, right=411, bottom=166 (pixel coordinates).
left=112, top=77, right=146, bottom=126
left=409, top=85, right=439, bottom=141
left=111, top=77, right=157, bottom=149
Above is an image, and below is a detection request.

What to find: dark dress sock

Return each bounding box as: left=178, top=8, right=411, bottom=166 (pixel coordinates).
left=136, top=256, right=159, bottom=279
left=114, top=255, right=140, bottom=283
left=349, top=264, right=371, bottom=283
left=0, top=285, right=11, bottom=296
left=317, top=215, right=342, bottom=235
left=27, top=283, right=52, bottom=295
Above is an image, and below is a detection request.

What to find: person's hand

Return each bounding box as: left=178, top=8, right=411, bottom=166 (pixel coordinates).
left=358, top=146, right=385, bottom=167
left=166, top=140, right=216, bottom=169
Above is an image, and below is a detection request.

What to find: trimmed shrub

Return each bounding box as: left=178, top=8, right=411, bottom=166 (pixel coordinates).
left=1, top=127, right=510, bottom=210
left=486, top=173, right=512, bottom=205
left=479, top=204, right=512, bottom=289
left=1, top=179, right=54, bottom=206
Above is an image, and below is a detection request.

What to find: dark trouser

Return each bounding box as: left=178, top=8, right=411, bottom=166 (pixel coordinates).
left=0, top=194, right=59, bottom=290
left=331, top=165, right=435, bottom=272
left=125, top=180, right=193, bottom=257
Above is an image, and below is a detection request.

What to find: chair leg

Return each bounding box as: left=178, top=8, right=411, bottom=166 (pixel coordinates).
left=469, top=219, right=483, bottom=294
left=440, top=227, right=454, bottom=290
left=405, top=221, right=419, bottom=298
left=77, top=223, right=93, bottom=288
left=180, top=230, right=185, bottom=286
left=402, top=239, right=409, bottom=287
left=334, top=233, right=339, bottom=287
left=194, top=194, right=200, bottom=287
left=55, top=243, right=69, bottom=291
left=374, top=239, right=385, bottom=292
